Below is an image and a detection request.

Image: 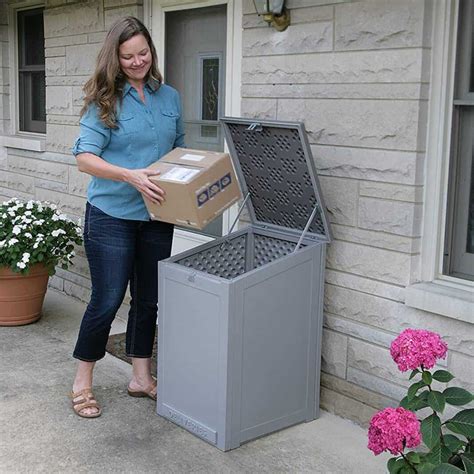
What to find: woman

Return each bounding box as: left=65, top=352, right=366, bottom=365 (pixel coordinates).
left=70, top=17, right=184, bottom=418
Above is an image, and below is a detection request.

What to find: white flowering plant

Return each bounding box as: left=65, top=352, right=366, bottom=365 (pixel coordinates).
left=0, top=198, right=83, bottom=275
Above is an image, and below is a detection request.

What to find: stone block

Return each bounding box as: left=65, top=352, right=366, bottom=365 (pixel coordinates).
left=0, top=146, right=7, bottom=169
left=242, top=48, right=427, bottom=84
left=69, top=164, right=90, bottom=197
left=35, top=188, right=86, bottom=218
left=46, top=57, right=66, bottom=76
left=321, top=329, right=347, bottom=378
left=348, top=338, right=409, bottom=387
left=318, top=176, right=357, bottom=226
left=321, top=373, right=397, bottom=411
left=241, top=83, right=428, bottom=101
left=320, top=387, right=380, bottom=427
left=243, top=22, right=332, bottom=57
left=35, top=178, right=68, bottom=193
left=0, top=185, right=33, bottom=201
left=326, top=240, right=412, bottom=286
left=67, top=254, right=90, bottom=279
left=359, top=182, right=423, bottom=203
left=324, top=285, right=474, bottom=356
left=45, top=35, right=88, bottom=48
left=56, top=267, right=91, bottom=288
left=325, top=269, right=404, bottom=302
left=48, top=275, right=64, bottom=292
left=66, top=43, right=102, bottom=76
left=292, top=5, right=333, bottom=23
left=7, top=148, right=77, bottom=166
left=64, top=279, right=90, bottom=303
left=47, top=75, right=90, bottom=87
left=347, top=367, right=407, bottom=401
left=312, top=145, right=421, bottom=185
left=44, top=1, right=103, bottom=38
left=448, top=351, right=474, bottom=393
left=0, top=170, right=35, bottom=194
left=241, top=98, right=277, bottom=119
left=278, top=99, right=421, bottom=151
left=9, top=154, right=68, bottom=183
left=331, top=224, right=421, bottom=254
left=72, top=86, right=85, bottom=107
left=87, top=31, right=107, bottom=43
left=46, top=86, right=73, bottom=115
left=104, top=0, right=143, bottom=7
left=47, top=114, right=80, bottom=126
left=358, top=197, right=422, bottom=237
left=105, top=6, right=142, bottom=30
left=45, top=46, right=66, bottom=57
left=46, top=123, right=79, bottom=154
left=324, top=313, right=396, bottom=349
left=335, top=0, right=425, bottom=51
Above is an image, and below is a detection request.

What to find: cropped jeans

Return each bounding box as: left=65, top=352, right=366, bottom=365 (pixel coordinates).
left=73, top=202, right=174, bottom=362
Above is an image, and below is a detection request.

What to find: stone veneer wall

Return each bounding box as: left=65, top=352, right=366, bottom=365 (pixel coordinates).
left=0, top=0, right=472, bottom=427
left=241, top=0, right=472, bottom=425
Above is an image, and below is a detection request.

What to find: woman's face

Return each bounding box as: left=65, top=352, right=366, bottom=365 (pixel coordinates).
left=119, top=33, right=152, bottom=84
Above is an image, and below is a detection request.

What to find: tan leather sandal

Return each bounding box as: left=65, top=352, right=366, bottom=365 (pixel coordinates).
left=70, top=388, right=102, bottom=418
left=127, top=380, right=157, bottom=401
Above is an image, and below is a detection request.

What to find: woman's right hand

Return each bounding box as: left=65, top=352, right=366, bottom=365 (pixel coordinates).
left=124, top=168, right=165, bottom=205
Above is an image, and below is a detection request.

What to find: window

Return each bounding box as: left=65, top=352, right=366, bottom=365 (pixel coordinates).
left=17, top=8, right=46, bottom=133
left=198, top=53, right=222, bottom=142
left=444, top=0, right=474, bottom=281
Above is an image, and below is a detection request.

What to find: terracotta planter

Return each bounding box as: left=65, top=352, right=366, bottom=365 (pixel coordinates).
left=0, top=264, right=49, bottom=326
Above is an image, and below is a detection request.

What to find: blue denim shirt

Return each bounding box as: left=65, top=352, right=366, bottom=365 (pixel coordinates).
left=72, top=81, right=185, bottom=221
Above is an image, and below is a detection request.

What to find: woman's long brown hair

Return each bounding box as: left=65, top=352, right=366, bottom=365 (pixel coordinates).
left=80, top=17, right=162, bottom=128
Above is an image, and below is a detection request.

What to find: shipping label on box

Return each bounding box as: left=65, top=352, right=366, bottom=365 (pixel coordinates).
left=143, top=148, right=241, bottom=230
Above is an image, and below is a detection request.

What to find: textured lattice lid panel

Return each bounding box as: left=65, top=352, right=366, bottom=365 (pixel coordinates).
left=223, top=121, right=329, bottom=238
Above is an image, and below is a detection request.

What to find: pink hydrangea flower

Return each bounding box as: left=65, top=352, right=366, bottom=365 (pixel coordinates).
left=390, top=328, right=448, bottom=372
left=368, top=407, right=421, bottom=455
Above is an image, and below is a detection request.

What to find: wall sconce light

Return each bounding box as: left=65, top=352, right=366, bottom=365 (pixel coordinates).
left=253, top=0, right=290, bottom=32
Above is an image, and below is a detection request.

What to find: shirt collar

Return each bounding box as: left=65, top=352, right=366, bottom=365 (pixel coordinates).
left=122, top=78, right=161, bottom=97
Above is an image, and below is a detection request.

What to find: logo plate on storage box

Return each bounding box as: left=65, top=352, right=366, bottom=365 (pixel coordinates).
left=163, top=404, right=217, bottom=444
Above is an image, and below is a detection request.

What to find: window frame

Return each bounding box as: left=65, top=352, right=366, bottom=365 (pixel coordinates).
left=405, top=0, right=474, bottom=323
left=7, top=1, right=46, bottom=138
left=444, top=0, right=474, bottom=280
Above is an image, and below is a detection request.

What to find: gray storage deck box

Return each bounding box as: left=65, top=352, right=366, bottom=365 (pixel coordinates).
left=157, top=118, right=332, bottom=451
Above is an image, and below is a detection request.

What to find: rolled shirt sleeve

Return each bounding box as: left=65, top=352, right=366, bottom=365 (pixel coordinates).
left=72, top=104, right=111, bottom=157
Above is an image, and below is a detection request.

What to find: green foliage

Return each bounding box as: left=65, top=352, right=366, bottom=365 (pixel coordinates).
left=422, top=414, right=442, bottom=449
left=444, top=388, right=474, bottom=407
left=446, top=409, right=474, bottom=439
left=433, top=371, right=455, bottom=383
left=0, top=198, right=82, bottom=275
left=371, top=353, right=473, bottom=473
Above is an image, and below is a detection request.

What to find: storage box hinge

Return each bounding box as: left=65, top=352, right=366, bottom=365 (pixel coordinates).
left=246, top=122, right=262, bottom=132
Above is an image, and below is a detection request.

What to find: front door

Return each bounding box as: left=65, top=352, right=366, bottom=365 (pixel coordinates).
left=153, top=3, right=228, bottom=254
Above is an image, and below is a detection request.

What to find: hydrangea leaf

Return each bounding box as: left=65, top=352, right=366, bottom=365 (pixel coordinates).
left=443, top=434, right=465, bottom=453
left=422, top=414, right=442, bottom=449
left=431, top=464, right=465, bottom=473
left=444, top=388, right=474, bottom=406
left=428, top=391, right=446, bottom=413
left=432, top=370, right=454, bottom=383
left=446, top=409, right=474, bottom=438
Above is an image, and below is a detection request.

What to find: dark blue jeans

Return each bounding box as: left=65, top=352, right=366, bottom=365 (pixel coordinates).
left=73, top=202, right=174, bottom=362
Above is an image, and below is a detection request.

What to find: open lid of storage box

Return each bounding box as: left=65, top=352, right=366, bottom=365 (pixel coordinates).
left=221, top=117, right=332, bottom=243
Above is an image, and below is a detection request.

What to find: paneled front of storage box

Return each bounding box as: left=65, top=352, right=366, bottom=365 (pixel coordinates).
left=157, top=118, right=332, bottom=451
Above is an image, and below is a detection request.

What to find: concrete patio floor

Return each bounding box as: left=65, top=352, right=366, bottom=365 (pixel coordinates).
left=0, top=289, right=389, bottom=473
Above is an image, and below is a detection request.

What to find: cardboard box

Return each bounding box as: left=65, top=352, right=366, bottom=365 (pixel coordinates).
left=144, top=147, right=241, bottom=230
